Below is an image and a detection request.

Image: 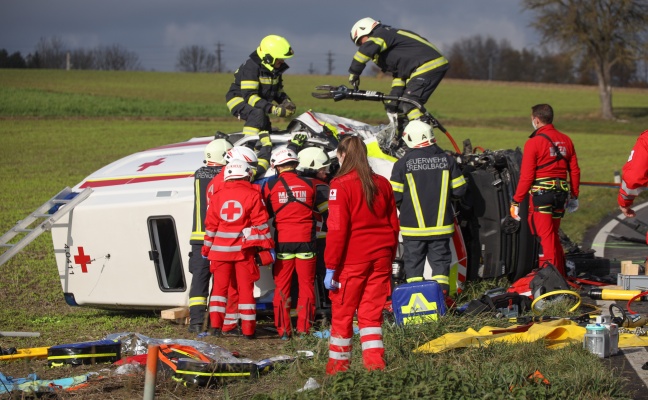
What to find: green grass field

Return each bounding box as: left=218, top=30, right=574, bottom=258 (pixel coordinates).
left=1, top=69, right=647, bottom=399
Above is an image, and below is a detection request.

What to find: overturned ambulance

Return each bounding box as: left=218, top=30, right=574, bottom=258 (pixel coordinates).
left=40, top=106, right=537, bottom=312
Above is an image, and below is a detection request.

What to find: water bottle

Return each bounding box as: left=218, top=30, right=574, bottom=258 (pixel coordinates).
left=583, top=324, right=610, bottom=358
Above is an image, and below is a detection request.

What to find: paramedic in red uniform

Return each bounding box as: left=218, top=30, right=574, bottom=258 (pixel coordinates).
left=324, top=136, right=400, bottom=375
left=202, top=160, right=274, bottom=339
left=510, top=104, right=581, bottom=277
left=262, top=147, right=329, bottom=339
left=204, top=145, right=263, bottom=336
left=187, top=138, right=232, bottom=334
left=618, top=130, right=648, bottom=220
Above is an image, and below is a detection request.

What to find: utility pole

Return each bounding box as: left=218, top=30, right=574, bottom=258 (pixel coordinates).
left=215, top=42, right=224, bottom=73
left=326, top=51, right=334, bottom=75
left=308, top=63, right=316, bottom=75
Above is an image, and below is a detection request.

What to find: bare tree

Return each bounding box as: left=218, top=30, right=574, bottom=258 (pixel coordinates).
left=94, top=44, right=141, bottom=71
left=522, top=0, right=648, bottom=120
left=176, top=45, right=216, bottom=72
left=35, top=36, right=67, bottom=69
left=69, top=48, right=95, bottom=70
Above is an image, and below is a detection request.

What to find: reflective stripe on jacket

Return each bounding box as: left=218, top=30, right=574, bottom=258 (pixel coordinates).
left=390, top=144, right=466, bottom=239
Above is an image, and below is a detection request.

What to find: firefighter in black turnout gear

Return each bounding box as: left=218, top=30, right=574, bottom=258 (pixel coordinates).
left=187, top=138, right=233, bottom=334
left=389, top=121, right=466, bottom=294
left=348, top=17, right=449, bottom=122
left=226, top=35, right=296, bottom=148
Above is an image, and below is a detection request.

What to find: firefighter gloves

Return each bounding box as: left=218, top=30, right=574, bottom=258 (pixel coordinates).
left=384, top=100, right=399, bottom=114
left=271, top=103, right=295, bottom=118
left=510, top=201, right=521, bottom=221
left=349, top=73, right=360, bottom=90
left=324, top=269, right=339, bottom=290
left=280, top=98, right=297, bottom=112
left=566, top=198, right=579, bottom=213
left=290, top=133, right=308, bottom=147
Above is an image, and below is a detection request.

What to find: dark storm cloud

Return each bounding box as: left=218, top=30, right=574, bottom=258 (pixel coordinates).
left=0, top=0, right=538, bottom=74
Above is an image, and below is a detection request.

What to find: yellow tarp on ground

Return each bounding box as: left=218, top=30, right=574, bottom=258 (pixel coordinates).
left=415, top=318, right=648, bottom=353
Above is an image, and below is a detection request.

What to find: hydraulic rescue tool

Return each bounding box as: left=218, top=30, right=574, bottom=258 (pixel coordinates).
left=312, top=84, right=461, bottom=154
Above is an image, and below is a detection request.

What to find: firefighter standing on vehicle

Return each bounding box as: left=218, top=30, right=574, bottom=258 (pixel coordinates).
left=390, top=121, right=466, bottom=295
left=347, top=17, right=449, bottom=122
left=202, top=160, right=275, bottom=339
left=324, top=136, right=399, bottom=375
left=510, top=104, right=581, bottom=277
left=226, top=35, right=296, bottom=149
left=618, top=130, right=648, bottom=220
left=187, top=138, right=233, bottom=334
left=262, top=147, right=329, bottom=338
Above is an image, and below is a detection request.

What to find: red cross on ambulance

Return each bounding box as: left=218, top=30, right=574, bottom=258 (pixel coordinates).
left=74, top=247, right=92, bottom=273
left=220, top=200, right=243, bottom=222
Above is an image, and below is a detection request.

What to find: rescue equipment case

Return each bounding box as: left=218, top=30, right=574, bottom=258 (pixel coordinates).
left=392, top=280, right=446, bottom=325
left=47, top=339, right=121, bottom=367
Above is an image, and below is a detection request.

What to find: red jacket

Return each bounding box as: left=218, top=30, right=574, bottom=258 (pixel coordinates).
left=262, top=170, right=328, bottom=244
left=202, top=180, right=274, bottom=261
left=513, top=124, right=581, bottom=203
left=618, top=130, right=648, bottom=208
left=324, top=170, right=400, bottom=271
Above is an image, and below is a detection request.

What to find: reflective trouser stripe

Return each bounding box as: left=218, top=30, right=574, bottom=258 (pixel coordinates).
left=189, top=296, right=207, bottom=307
left=209, top=305, right=226, bottom=313
left=242, top=126, right=260, bottom=135
left=432, top=275, right=449, bottom=285
left=329, top=336, right=352, bottom=360
left=361, top=340, right=384, bottom=350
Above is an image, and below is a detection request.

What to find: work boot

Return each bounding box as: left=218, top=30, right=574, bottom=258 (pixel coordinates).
left=188, top=324, right=204, bottom=334
left=222, top=327, right=242, bottom=337
left=207, top=328, right=222, bottom=337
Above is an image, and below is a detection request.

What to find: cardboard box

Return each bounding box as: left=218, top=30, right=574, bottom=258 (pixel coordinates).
left=621, top=260, right=641, bottom=275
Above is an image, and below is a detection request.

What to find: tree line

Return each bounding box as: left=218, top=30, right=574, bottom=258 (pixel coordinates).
left=2, top=0, right=646, bottom=120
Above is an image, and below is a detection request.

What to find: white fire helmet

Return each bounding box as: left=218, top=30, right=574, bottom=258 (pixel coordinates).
left=204, top=139, right=233, bottom=165
left=270, top=147, right=299, bottom=168
left=225, top=146, right=258, bottom=168
left=402, top=120, right=435, bottom=148
left=350, top=17, right=379, bottom=45
left=298, top=147, right=331, bottom=172
left=224, top=159, right=253, bottom=181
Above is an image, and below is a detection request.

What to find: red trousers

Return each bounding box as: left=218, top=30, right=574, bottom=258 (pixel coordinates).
left=209, top=255, right=259, bottom=336
left=272, top=256, right=316, bottom=336
left=528, top=200, right=566, bottom=276
left=326, top=256, right=391, bottom=375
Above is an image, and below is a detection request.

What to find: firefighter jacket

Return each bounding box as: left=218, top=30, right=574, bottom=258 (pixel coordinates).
left=225, top=51, right=291, bottom=115
left=325, top=170, right=400, bottom=271
left=202, top=180, right=274, bottom=261
left=618, top=130, right=648, bottom=208
left=262, top=170, right=329, bottom=246
left=348, top=24, right=449, bottom=96
left=390, top=144, right=467, bottom=240
left=513, top=124, right=581, bottom=203
left=190, top=165, right=224, bottom=245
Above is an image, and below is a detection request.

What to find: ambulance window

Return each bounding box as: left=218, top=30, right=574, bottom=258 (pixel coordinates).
left=147, top=217, right=186, bottom=291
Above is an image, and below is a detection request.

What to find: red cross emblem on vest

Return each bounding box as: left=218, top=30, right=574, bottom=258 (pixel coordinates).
left=220, top=200, right=243, bottom=222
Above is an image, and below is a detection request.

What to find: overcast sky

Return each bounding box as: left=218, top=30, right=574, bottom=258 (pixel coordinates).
left=0, top=0, right=539, bottom=75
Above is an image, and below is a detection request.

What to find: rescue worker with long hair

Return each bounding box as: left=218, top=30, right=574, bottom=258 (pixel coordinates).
left=202, top=159, right=275, bottom=339
left=187, top=138, right=233, bottom=334
left=347, top=17, right=449, bottom=122
left=390, top=120, right=466, bottom=296
left=618, top=129, right=648, bottom=220
left=262, top=146, right=329, bottom=339
left=323, top=135, right=399, bottom=375
left=226, top=35, right=296, bottom=149
left=510, top=104, right=581, bottom=276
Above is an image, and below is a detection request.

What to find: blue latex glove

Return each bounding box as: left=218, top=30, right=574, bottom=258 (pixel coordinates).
left=269, top=248, right=276, bottom=262
left=324, top=269, right=339, bottom=290
left=202, top=255, right=208, bottom=259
